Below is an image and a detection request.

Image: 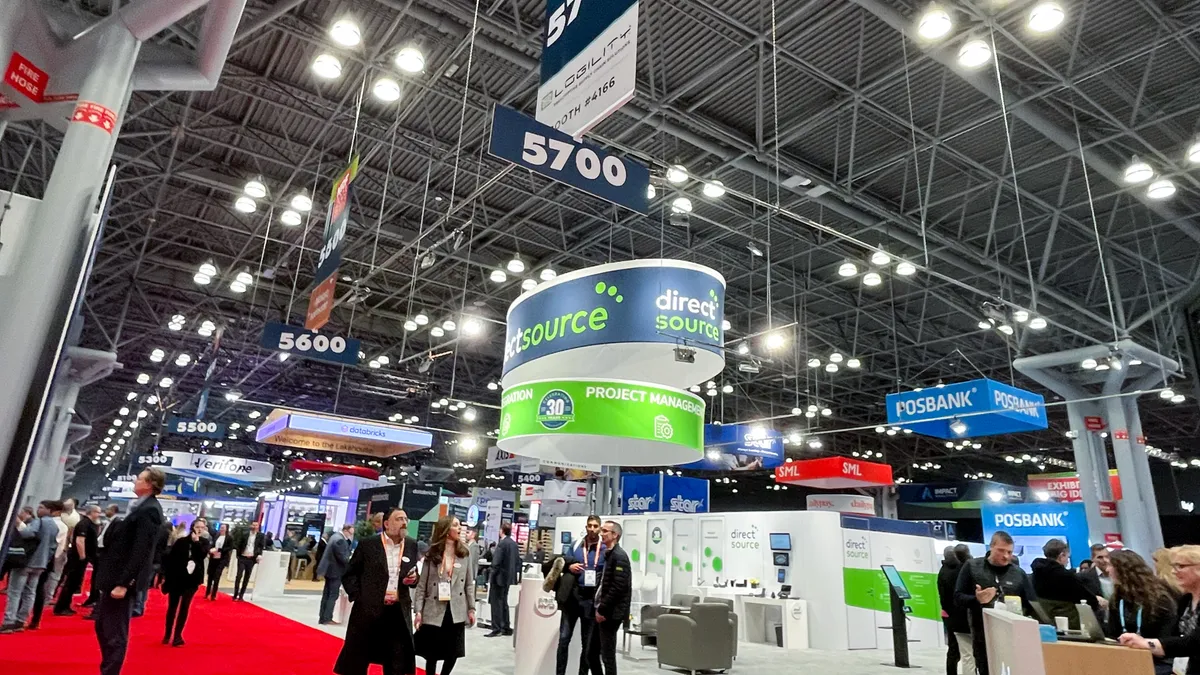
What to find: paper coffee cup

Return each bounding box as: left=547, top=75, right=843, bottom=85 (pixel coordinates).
left=1055, top=616, right=1069, bottom=632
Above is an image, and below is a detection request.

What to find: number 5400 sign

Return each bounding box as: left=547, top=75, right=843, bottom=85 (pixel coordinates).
left=260, top=321, right=360, bottom=366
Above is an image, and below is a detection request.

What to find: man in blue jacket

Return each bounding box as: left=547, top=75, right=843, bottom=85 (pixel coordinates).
left=486, top=522, right=521, bottom=637
left=318, top=523, right=354, bottom=625
left=1, top=500, right=61, bottom=632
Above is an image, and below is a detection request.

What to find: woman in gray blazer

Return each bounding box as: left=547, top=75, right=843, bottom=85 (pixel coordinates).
left=413, top=516, right=476, bottom=675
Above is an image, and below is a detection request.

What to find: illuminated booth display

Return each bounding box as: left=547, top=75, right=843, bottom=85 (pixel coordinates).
left=256, top=409, right=433, bottom=457
left=885, top=378, right=1048, bottom=439
left=774, top=456, right=894, bottom=489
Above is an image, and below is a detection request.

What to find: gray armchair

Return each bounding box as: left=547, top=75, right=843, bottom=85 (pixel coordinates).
left=707, top=597, right=739, bottom=658
left=657, top=603, right=735, bottom=675
left=670, top=593, right=701, bottom=608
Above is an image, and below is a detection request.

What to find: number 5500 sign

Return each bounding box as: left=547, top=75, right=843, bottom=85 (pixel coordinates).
left=260, top=321, right=360, bottom=366
left=488, top=104, right=649, bottom=214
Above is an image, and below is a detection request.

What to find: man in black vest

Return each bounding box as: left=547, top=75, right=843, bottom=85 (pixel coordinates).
left=54, top=504, right=101, bottom=615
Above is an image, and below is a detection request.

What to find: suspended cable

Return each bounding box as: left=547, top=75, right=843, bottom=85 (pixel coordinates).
left=900, top=33, right=931, bottom=267
left=1070, top=106, right=1123, bottom=345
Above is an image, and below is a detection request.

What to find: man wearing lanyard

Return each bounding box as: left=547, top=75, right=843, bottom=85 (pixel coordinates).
left=555, top=516, right=605, bottom=675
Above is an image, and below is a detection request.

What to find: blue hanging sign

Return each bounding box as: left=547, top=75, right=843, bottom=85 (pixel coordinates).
left=981, top=502, right=1090, bottom=571
left=620, top=473, right=661, bottom=514
left=683, top=423, right=783, bottom=470
left=885, top=378, right=1047, bottom=439
left=260, top=321, right=360, bottom=366
left=662, top=475, right=709, bottom=514
left=489, top=104, right=649, bottom=214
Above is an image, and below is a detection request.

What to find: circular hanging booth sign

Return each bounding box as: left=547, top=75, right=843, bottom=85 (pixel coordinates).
left=501, top=260, right=725, bottom=389
left=497, top=379, right=705, bottom=466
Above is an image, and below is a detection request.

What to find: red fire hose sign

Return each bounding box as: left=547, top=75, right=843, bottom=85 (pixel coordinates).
left=71, top=101, right=116, bottom=134
left=4, top=52, right=47, bottom=103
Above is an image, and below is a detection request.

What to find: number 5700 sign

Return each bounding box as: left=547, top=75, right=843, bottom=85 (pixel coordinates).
left=488, top=104, right=649, bottom=214
left=260, top=321, right=360, bottom=366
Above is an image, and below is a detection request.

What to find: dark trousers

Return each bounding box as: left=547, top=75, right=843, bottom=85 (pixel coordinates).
left=234, top=557, right=256, bottom=599
left=205, top=560, right=226, bottom=599
left=54, top=559, right=87, bottom=613
left=944, top=620, right=960, bottom=675
left=28, top=564, right=55, bottom=627
left=587, top=618, right=620, bottom=675
left=557, top=601, right=596, bottom=675
left=94, top=592, right=133, bottom=675
left=165, top=590, right=195, bottom=640
left=972, top=627, right=988, bottom=675
left=489, top=582, right=511, bottom=631
left=319, top=576, right=341, bottom=623
left=425, top=658, right=458, bottom=675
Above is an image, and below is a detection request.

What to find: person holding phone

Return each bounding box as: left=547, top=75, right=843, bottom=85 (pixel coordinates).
left=162, top=518, right=209, bottom=646
left=335, top=508, right=420, bottom=675
left=414, top=516, right=475, bottom=675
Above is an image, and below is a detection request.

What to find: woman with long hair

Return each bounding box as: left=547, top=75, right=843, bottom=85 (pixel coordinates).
left=1120, top=545, right=1200, bottom=673
left=1154, top=548, right=1183, bottom=595
left=413, top=516, right=475, bottom=675
left=1106, top=550, right=1178, bottom=674
left=162, top=518, right=209, bottom=646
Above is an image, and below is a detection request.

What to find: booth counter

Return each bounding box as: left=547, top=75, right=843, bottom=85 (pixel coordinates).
left=982, top=608, right=1153, bottom=675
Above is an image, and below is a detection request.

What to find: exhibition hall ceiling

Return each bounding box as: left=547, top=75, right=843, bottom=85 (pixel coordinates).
left=5, top=0, right=1200, bottom=497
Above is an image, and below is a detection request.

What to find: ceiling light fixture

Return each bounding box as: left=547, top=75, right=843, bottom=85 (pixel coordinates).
left=159, top=377, right=174, bottom=388
left=1147, top=179, right=1176, bottom=200
left=764, top=331, right=786, bottom=350
left=847, top=358, right=861, bottom=369
left=957, top=38, right=992, bottom=68
left=670, top=196, right=693, bottom=214
left=462, top=317, right=483, bottom=336
left=666, top=165, right=688, bottom=184
left=414, top=313, right=429, bottom=326
left=403, top=320, right=418, bottom=331
left=949, top=419, right=968, bottom=436
left=373, top=77, right=401, bottom=102
left=702, top=181, right=726, bottom=198
left=862, top=271, right=883, bottom=287
left=430, top=326, right=445, bottom=338
left=825, top=362, right=839, bottom=373
left=1124, top=156, right=1153, bottom=183
left=280, top=209, right=302, bottom=226
left=736, top=342, right=750, bottom=355
left=291, top=192, right=312, bottom=212
left=837, top=261, right=858, bottom=277
left=506, top=258, right=525, bottom=274
left=870, top=250, right=891, bottom=266
left=917, top=3, right=952, bottom=40
left=521, top=278, right=538, bottom=292
left=150, top=348, right=165, bottom=363
left=539, top=268, right=557, bottom=281
left=1081, top=358, right=1098, bottom=369
left=137, top=373, right=150, bottom=385
left=807, top=358, right=821, bottom=368
left=234, top=196, right=256, bottom=213
left=312, top=53, right=343, bottom=79
left=1027, top=2, right=1065, bottom=33
left=489, top=269, right=507, bottom=283
left=442, top=320, right=457, bottom=332
left=330, top=18, right=362, bottom=46
left=243, top=178, right=267, bottom=199
left=394, top=46, right=426, bottom=73
left=1188, top=138, right=1200, bottom=164
left=895, top=261, right=917, bottom=276
left=646, top=184, right=656, bottom=199
left=747, top=242, right=764, bottom=257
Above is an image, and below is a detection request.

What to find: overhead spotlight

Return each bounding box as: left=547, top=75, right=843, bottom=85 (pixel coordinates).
left=807, top=438, right=823, bottom=450
left=236, top=271, right=253, bottom=286
left=462, top=317, right=483, bottom=336
left=487, top=382, right=499, bottom=391
left=666, top=165, right=688, bottom=184
left=1081, top=358, right=1098, bottom=369
left=998, top=324, right=1014, bottom=335
left=234, top=196, right=257, bottom=213
left=764, top=331, right=786, bottom=350
left=521, top=278, right=538, bottom=292
left=280, top=210, right=302, bottom=226
left=721, top=319, right=732, bottom=331
left=539, top=268, right=557, bottom=281
left=312, top=53, right=343, bottom=79
left=461, top=437, right=479, bottom=451
left=1029, top=316, right=1048, bottom=330
left=291, top=192, right=313, bottom=212
left=949, top=419, right=968, bottom=436
left=1013, top=309, right=1030, bottom=323
left=224, top=390, right=241, bottom=402
left=821, top=407, right=832, bottom=417
left=430, top=326, right=445, bottom=338
left=1027, top=2, right=1065, bottom=33
left=1188, top=138, right=1200, bottom=164
left=243, top=177, right=267, bottom=199
left=1124, top=157, right=1154, bottom=183
left=736, top=342, right=750, bottom=355
left=159, top=377, right=174, bottom=388
left=895, top=261, right=917, bottom=276
left=137, top=373, right=150, bottom=385
left=807, top=358, right=821, bottom=368
left=1161, top=388, right=1176, bottom=399
left=670, top=197, right=693, bottom=214
left=1172, top=394, right=1187, bottom=404
left=431, top=401, right=442, bottom=409
left=1147, top=179, right=1176, bottom=200
left=829, top=352, right=844, bottom=364
left=1109, top=356, right=1123, bottom=370
left=194, top=272, right=212, bottom=285
left=489, top=269, right=507, bottom=283
left=957, top=38, right=992, bottom=68
left=702, top=181, right=726, bottom=198
left=706, top=388, right=718, bottom=397
left=886, top=428, right=897, bottom=436
left=464, top=407, right=477, bottom=422
left=394, top=45, right=426, bottom=73
left=647, top=184, right=657, bottom=199
left=506, top=257, right=525, bottom=274
left=746, top=242, right=764, bottom=257
left=978, top=320, right=993, bottom=330
left=720, top=384, right=733, bottom=394
left=442, top=319, right=457, bottom=332
left=870, top=250, right=891, bottom=266
left=373, top=77, right=401, bottom=102
left=837, top=261, right=858, bottom=277
left=330, top=18, right=362, bottom=46
left=847, top=358, right=861, bottom=369
left=862, top=271, right=883, bottom=287
left=917, top=3, right=952, bottom=40
left=825, top=362, right=839, bottom=373
left=150, top=348, right=165, bottom=363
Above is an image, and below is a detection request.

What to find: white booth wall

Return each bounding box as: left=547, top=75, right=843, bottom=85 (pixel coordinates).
left=555, top=510, right=944, bottom=652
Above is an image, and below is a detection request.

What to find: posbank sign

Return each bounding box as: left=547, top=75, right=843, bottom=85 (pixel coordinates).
left=885, top=378, right=1047, bottom=439
left=502, top=260, right=725, bottom=384
left=684, top=423, right=783, bottom=470
left=981, top=502, right=1090, bottom=564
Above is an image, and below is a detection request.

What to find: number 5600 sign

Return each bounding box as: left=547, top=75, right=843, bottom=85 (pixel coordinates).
left=260, top=321, right=360, bottom=366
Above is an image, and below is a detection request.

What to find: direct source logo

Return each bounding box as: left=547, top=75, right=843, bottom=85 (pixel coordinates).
left=504, top=280, right=621, bottom=364
left=730, top=525, right=760, bottom=550
left=844, top=535, right=870, bottom=561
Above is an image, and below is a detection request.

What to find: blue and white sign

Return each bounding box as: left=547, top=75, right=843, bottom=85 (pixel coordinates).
left=662, top=475, right=709, bottom=514
left=282, top=413, right=433, bottom=447
left=620, top=473, right=661, bottom=514
left=489, top=105, right=649, bottom=213
left=260, top=321, right=360, bottom=366
left=885, top=378, right=1047, bottom=439
left=151, top=450, right=275, bottom=485
left=981, top=502, right=1090, bottom=572
left=166, top=416, right=226, bottom=439
left=683, top=423, right=783, bottom=470
left=502, top=259, right=725, bottom=389
left=537, top=0, right=640, bottom=137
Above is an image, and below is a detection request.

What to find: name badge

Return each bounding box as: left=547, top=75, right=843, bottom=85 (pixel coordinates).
left=583, top=569, right=597, bottom=587
left=438, top=581, right=452, bottom=602
left=454, top=562, right=462, bottom=568
left=403, top=556, right=411, bottom=562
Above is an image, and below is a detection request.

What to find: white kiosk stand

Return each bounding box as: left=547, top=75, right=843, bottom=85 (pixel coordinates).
left=513, top=577, right=582, bottom=675
left=250, top=550, right=289, bottom=598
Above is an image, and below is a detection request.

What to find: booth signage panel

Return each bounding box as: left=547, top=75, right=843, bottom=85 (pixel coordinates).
left=981, top=502, right=1090, bottom=570
left=542, top=479, right=588, bottom=502
left=806, top=494, right=875, bottom=515
left=151, top=450, right=274, bottom=483
left=487, top=446, right=524, bottom=470
left=497, top=378, right=704, bottom=466
left=257, top=410, right=432, bottom=458
left=775, top=456, right=894, bottom=489
left=305, top=274, right=337, bottom=331
left=490, top=104, right=649, bottom=213
left=261, top=321, right=359, bottom=365
left=621, top=473, right=660, bottom=513
left=166, top=416, right=225, bottom=439
left=683, top=423, right=783, bottom=470
left=662, top=475, right=709, bottom=513
left=536, top=0, right=639, bottom=137
left=313, top=157, right=358, bottom=285
left=1026, top=470, right=1122, bottom=502
left=502, top=260, right=725, bottom=388
left=885, top=378, right=1048, bottom=439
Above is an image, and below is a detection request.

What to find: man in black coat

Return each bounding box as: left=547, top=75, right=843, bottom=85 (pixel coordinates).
left=54, top=504, right=101, bottom=615
left=335, top=508, right=419, bottom=675
left=93, top=469, right=165, bottom=675
left=318, top=523, right=354, bottom=625
left=232, top=520, right=268, bottom=601
left=937, top=544, right=972, bottom=675
left=955, top=531, right=1037, bottom=675
left=589, top=520, right=631, bottom=675
left=549, top=515, right=605, bottom=675
left=1031, top=538, right=1099, bottom=628
left=486, top=522, right=521, bottom=637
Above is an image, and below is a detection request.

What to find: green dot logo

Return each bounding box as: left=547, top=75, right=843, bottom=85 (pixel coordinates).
left=594, top=281, right=623, bottom=303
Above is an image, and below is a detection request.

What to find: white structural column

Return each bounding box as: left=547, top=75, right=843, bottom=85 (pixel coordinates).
left=1063, top=402, right=1112, bottom=544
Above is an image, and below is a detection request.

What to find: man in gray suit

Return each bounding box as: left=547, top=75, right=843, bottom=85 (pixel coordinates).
left=318, top=523, right=354, bottom=625
left=486, top=522, right=521, bottom=637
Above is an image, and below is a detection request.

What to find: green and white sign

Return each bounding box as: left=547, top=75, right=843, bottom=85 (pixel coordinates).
left=497, top=378, right=704, bottom=466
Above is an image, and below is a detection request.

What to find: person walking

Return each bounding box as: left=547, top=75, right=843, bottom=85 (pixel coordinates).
left=937, top=544, right=971, bottom=675
left=93, top=468, right=165, bottom=675
left=26, top=500, right=69, bottom=630
left=232, top=521, right=267, bottom=601
left=205, top=523, right=234, bottom=600
left=318, top=524, right=354, bottom=625
left=485, top=522, right=519, bottom=637
left=334, top=508, right=420, bottom=675
left=162, top=518, right=209, bottom=646
left=414, top=516, right=476, bottom=675
left=54, top=504, right=101, bottom=616
left=1, top=501, right=60, bottom=633
left=588, top=520, right=631, bottom=675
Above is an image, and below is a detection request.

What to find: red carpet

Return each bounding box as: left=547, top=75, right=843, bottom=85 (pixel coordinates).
left=0, top=589, right=350, bottom=675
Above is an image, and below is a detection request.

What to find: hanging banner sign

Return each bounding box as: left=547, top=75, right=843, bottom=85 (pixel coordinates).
left=619, top=473, right=709, bottom=514
left=306, top=157, right=358, bottom=330
left=536, top=0, right=639, bottom=137
left=260, top=321, right=359, bottom=366
left=489, top=105, right=649, bottom=213
left=885, top=378, right=1048, bottom=439
left=166, top=416, right=226, bottom=439
left=683, top=423, right=783, bottom=470
left=305, top=273, right=337, bottom=331
left=487, top=447, right=525, bottom=470
left=775, top=456, right=894, bottom=489
left=149, top=451, right=275, bottom=484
